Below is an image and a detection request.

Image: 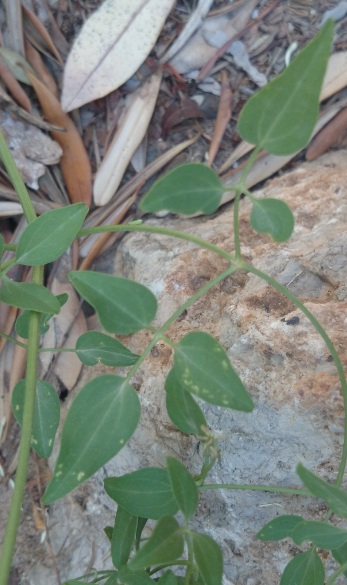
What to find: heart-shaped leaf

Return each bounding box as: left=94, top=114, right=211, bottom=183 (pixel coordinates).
left=129, top=516, right=184, bottom=570
left=250, top=198, right=294, bottom=242
left=172, top=332, right=254, bottom=411
left=43, top=375, right=140, bottom=504
left=104, top=468, right=178, bottom=519
left=16, top=204, right=88, bottom=266
left=292, top=521, right=347, bottom=550
left=257, top=515, right=304, bottom=541
left=15, top=294, right=68, bottom=338
left=297, top=463, right=347, bottom=518
left=165, top=368, right=207, bottom=435
left=166, top=456, right=198, bottom=520
left=280, top=549, right=324, bottom=585
left=111, top=506, right=137, bottom=568
left=76, top=331, right=139, bottom=366
left=12, top=380, right=60, bottom=458
left=69, top=271, right=157, bottom=334
left=238, top=20, right=334, bottom=155
left=0, top=279, right=60, bottom=314
left=140, top=163, right=224, bottom=215
left=191, top=532, right=223, bottom=585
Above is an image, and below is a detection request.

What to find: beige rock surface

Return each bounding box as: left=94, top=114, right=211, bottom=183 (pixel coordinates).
left=2, top=150, right=347, bottom=584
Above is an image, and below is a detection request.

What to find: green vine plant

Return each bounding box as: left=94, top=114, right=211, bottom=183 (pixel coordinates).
left=0, top=19, right=346, bottom=585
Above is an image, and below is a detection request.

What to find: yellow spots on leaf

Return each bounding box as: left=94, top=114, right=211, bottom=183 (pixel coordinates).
left=77, top=471, right=86, bottom=481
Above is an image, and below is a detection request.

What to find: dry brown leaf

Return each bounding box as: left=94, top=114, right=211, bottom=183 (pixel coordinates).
left=320, top=51, right=347, bottom=101
left=86, top=132, right=200, bottom=228
left=79, top=195, right=136, bottom=269
left=160, top=0, right=214, bottom=62
left=25, top=39, right=59, bottom=98
left=306, top=107, right=347, bottom=161
left=161, top=97, right=204, bottom=138
left=22, top=4, right=63, bottom=65
left=26, top=71, right=92, bottom=205
left=208, top=70, right=232, bottom=166
left=0, top=54, right=31, bottom=112
left=61, top=0, right=175, bottom=112
left=40, top=252, right=87, bottom=392
left=93, top=70, right=162, bottom=206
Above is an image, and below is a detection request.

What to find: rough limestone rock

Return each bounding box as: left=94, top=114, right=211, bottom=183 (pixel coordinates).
left=7, top=151, right=347, bottom=584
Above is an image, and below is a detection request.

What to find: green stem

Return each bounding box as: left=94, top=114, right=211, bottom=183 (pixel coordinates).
left=3, top=244, right=16, bottom=252
left=125, top=266, right=239, bottom=383
left=78, top=224, right=237, bottom=264
left=0, top=258, right=18, bottom=276
left=0, top=131, right=36, bottom=224
left=232, top=193, right=242, bottom=260
left=148, top=561, right=191, bottom=576
left=0, top=331, right=27, bottom=349
left=326, top=560, right=347, bottom=585
left=243, top=262, right=347, bottom=488
left=0, top=132, right=40, bottom=585
left=0, top=270, right=42, bottom=585
left=200, top=483, right=310, bottom=496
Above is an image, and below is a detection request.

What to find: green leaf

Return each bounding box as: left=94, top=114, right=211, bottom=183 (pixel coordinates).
left=237, top=20, right=334, bottom=155
left=331, top=542, right=347, bottom=576
left=104, top=525, right=113, bottom=542
left=104, top=575, right=119, bottom=585
left=16, top=204, right=88, bottom=266
left=69, top=271, right=157, bottom=334
left=166, top=456, right=198, bottom=520
left=297, top=463, right=347, bottom=518
left=165, top=368, right=207, bottom=435
left=173, top=332, right=254, bottom=411
left=129, top=516, right=184, bottom=570
left=280, top=549, right=324, bottom=585
left=116, top=566, right=154, bottom=585
left=292, top=520, right=347, bottom=549
left=43, top=375, right=140, bottom=504
left=0, top=278, right=60, bottom=314
left=15, top=294, right=68, bottom=338
left=140, top=163, right=224, bottom=215
left=104, top=468, right=179, bottom=520
left=250, top=199, right=294, bottom=242
left=158, top=571, right=178, bottom=585
left=111, top=506, right=137, bottom=568
left=76, top=331, right=139, bottom=367
left=135, top=517, right=148, bottom=550
left=191, top=532, right=223, bottom=585
left=257, top=515, right=304, bottom=541
left=12, top=380, right=60, bottom=458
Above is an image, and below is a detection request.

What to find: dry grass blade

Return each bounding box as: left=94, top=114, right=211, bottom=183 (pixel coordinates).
left=208, top=70, right=232, bottom=166
left=0, top=54, right=31, bottom=111
left=22, top=4, right=63, bottom=65
left=4, top=0, right=24, bottom=56
left=93, top=70, right=162, bottom=206
left=26, top=71, right=92, bottom=206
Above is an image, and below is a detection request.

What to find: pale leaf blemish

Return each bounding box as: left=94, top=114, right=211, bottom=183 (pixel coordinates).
left=55, top=471, right=62, bottom=477
left=77, top=471, right=86, bottom=481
